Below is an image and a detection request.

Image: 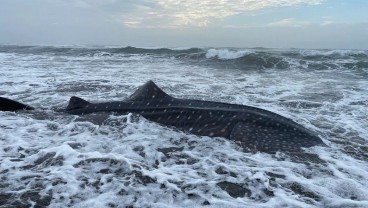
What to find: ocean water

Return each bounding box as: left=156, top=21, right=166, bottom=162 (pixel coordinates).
left=0, top=45, right=367, bottom=208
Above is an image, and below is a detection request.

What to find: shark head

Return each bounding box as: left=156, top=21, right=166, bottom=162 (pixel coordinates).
left=0, top=97, right=34, bottom=111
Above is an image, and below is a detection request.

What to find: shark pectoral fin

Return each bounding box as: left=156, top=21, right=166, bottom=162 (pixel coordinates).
left=66, top=96, right=90, bottom=110
left=0, top=97, right=34, bottom=111
left=229, top=122, right=308, bottom=153
left=229, top=122, right=270, bottom=152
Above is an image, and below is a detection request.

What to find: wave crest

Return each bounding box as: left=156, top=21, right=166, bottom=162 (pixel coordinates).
left=113, top=46, right=204, bottom=55
left=205, top=49, right=252, bottom=60
left=1, top=45, right=367, bottom=71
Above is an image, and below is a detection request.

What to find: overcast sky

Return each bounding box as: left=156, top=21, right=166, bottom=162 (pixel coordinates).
left=1, top=0, right=367, bottom=49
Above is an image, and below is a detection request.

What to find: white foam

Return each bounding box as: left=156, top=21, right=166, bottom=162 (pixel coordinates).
left=205, top=48, right=252, bottom=60
left=299, top=49, right=367, bottom=57
left=0, top=47, right=367, bottom=207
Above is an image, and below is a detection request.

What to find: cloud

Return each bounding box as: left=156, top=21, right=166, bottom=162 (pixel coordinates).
left=116, top=0, right=323, bottom=28
left=268, top=18, right=311, bottom=27
left=55, top=0, right=156, bottom=12
left=320, top=16, right=334, bottom=26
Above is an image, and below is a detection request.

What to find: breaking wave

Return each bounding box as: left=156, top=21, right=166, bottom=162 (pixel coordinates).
left=0, top=45, right=367, bottom=71
left=205, top=49, right=252, bottom=60
left=113, top=46, right=203, bottom=55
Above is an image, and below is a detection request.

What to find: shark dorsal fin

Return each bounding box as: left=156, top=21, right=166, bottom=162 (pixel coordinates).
left=128, top=80, right=171, bottom=101
left=66, top=96, right=90, bottom=110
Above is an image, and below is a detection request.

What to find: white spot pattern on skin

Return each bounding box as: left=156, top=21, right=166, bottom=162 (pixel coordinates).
left=209, top=132, right=214, bottom=136
left=196, top=115, right=202, bottom=121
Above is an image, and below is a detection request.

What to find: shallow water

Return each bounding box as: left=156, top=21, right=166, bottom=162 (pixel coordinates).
left=0, top=46, right=367, bottom=207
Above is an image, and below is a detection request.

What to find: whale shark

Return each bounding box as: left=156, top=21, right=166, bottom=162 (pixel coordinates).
left=0, top=80, right=325, bottom=153
left=0, top=97, right=34, bottom=111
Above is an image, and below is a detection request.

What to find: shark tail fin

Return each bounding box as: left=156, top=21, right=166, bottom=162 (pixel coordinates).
left=66, top=96, right=90, bottom=110
left=0, top=97, right=35, bottom=111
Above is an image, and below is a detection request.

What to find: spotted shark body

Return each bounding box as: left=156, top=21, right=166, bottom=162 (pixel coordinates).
left=64, top=80, right=324, bottom=153
left=0, top=81, right=324, bottom=153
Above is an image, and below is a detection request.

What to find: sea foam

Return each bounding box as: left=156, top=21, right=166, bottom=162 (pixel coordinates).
left=0, top=45, right=367, bottom=207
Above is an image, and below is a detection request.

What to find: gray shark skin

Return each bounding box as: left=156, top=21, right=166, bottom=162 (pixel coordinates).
left=0, top=81, right=325, bottom=153
left=0, top=97, right=34, bottom=111
left=65, top=80, right=325, bottom=153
